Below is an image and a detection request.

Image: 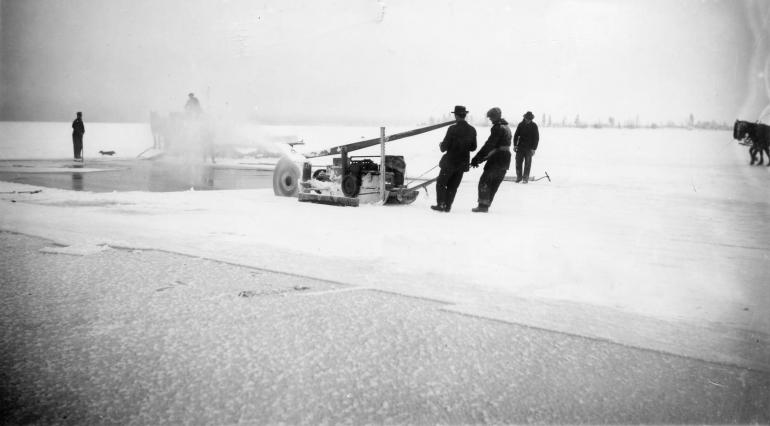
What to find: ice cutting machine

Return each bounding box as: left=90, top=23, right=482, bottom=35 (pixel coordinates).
left=272, top=121, right=455, bottom=207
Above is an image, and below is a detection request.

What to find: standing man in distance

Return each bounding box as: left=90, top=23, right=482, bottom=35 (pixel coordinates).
left=513, top=111, right=539, bottom=183
left=470, top=107, right=512, bottom=213
left=72, top=111, right=85, bottom=161
left=185, top=93, right=202, bottom=117
left=432, top=105, right=477, bottom=212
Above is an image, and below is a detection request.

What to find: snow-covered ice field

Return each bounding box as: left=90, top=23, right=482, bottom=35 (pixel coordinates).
left=1, top=121, right=769, bottom=371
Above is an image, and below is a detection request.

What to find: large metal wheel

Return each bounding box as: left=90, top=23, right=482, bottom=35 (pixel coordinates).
left=341, top=174, right=360, bottom=197
left=273, top=156, right=300, bottom=197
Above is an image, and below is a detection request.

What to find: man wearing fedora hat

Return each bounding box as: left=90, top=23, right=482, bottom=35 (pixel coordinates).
left=431, top=105, right=477, bottom=212
left=469, top=107, right=512, bottom=212
left=513, top=111, right=540, bottom=183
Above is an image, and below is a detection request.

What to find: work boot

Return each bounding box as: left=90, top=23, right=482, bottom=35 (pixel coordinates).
left=522, top=178, right=528, bottom=184
left=471, top=205, right=489, bottom=213
left=431, top=204, right=447, bottom=212
left=515, top=177, right=522, bottom=183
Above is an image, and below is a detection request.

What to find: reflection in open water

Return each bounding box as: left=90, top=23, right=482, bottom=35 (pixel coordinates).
left=0, top=160, right=274, bottom=193
left=71, top=173, right=83, bottom=191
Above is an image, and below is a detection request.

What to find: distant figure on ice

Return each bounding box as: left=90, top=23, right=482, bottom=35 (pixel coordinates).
left=470, top=107, right=511, bottom=213
left=513, top=111, right=539, bottom=183
left=71, top=111, right=85, bottom=161
left=184, top=93, right=202, bottom=117
left=431, top=105, right=477, bottom=212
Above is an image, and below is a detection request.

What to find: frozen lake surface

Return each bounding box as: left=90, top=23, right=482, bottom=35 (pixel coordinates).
left=1, top=121, right=769, bottom=372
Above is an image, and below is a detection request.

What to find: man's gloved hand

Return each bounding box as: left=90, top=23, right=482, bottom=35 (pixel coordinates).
left=470, top=159, right=479, bottom=168
left=513, top=146, right=518, bottom=152
left=530, top=149, right=536, bottom=157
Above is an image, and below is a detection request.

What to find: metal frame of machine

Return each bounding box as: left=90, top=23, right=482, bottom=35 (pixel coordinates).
left=272, top=121, right=455, bottom=207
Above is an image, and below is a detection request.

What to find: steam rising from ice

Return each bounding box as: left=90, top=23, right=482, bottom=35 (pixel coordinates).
left=376, top=0, right=386, bottom=23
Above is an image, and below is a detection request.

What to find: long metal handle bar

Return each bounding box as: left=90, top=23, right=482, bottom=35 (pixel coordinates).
left=303, top=120, right=456, bottom=159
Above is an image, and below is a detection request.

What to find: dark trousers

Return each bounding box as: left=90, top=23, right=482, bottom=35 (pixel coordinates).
left=72, top=134, right=83, bottom=159
left=436, top=167, right=464, bottom=209
left=515, top=150, right=533, bottom=180
left=477, top=168, right=507, bottom=207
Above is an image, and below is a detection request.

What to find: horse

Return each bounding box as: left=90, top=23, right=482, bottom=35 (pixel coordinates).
left=734, top=120, right=770, bottom=166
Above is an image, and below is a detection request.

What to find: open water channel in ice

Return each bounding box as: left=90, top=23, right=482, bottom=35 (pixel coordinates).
left=0, top=159, right=275, bottom=192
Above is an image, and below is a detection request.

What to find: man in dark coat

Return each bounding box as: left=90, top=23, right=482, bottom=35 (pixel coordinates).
left=431, top=105, right=477, bottom=212
left=470, top=107, right=512, bottom=213
left=72, top=111, right=85, bottom=161
left=513, top=110, right=539, bottom=183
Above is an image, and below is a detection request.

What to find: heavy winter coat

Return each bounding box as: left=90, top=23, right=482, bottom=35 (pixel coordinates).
left=439, top=120, right=477, bottom=171
left=72, top=118, right=85, bottom=135
left=513, top=120, right=539, bottom=151
left=472, top=118, right=512, bottom=170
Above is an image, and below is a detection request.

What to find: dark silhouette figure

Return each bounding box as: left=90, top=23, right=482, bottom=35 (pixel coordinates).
left=513, top=111, right=539, bottom=183
left=72, top=112, right=85, bottom=161
left=431, top=105, right=477, bottom=212
left=470, top=107, right=512, bottom=212
left=185, top=93, right=202, bottom=117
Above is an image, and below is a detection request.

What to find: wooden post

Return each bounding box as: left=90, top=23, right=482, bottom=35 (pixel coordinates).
left=380, top=127, right=386, bottom=203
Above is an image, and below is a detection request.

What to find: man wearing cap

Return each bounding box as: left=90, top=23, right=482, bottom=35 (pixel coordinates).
left=71, top=111, right=85, bottom=161
left=513, top=111, right=540, bottom=183
left=431, top=105, right=477, bottom=212
left=470, top=107, right=512, bottom=212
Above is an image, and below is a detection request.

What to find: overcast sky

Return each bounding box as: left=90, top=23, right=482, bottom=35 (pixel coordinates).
left=1, top=0, right=766, bottom=124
